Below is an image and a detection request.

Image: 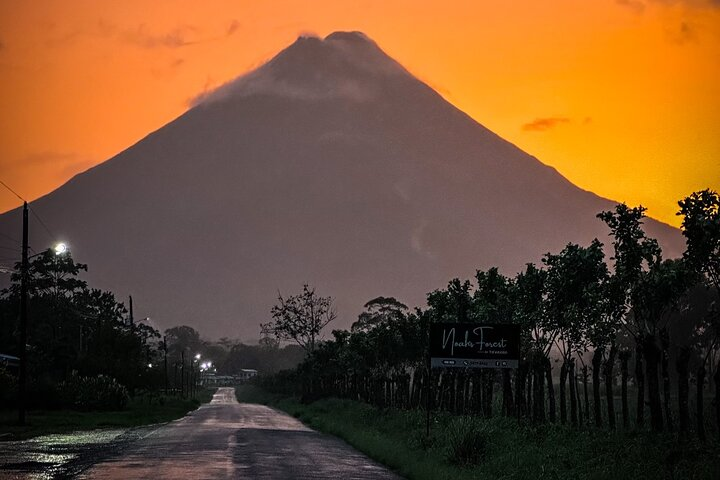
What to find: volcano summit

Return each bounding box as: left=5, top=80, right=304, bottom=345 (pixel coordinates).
left=0, top=32, right=683, bottom=338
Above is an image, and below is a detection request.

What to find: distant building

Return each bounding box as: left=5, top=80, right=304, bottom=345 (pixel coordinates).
left=0, top=353, right=20, bottom=374
left=200, top=369, right=258, bottom=386
left=238, top=369, right=258, bottom=381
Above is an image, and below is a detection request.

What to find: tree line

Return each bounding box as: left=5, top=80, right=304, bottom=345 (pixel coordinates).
left=0, top=255, right=305, bottom=410
left=258, top=189, right=720, bottom=439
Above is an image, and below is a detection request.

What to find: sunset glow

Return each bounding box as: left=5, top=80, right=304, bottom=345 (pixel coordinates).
left=1, top=0, right=718, bottom=226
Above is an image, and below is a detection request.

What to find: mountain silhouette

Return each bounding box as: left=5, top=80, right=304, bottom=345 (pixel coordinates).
left=0, top=32, right=684, bottom=339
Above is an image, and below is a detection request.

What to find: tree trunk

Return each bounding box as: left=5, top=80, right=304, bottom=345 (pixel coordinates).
left=569, top=360, right=578, bottom=427
left=484, top=371, right=494, bottom=418
left=604, top=343, right=617, bottom=429
left=676, top=346, right=690, bottom=436
left=643, top=334, right=664, bottom=432
left=620, top=350, right=630, bottom=429
left=715, top=359, right=720, bottom=440
left=532, top=361, right=542, bottom=422
left=697, top=365, right=706, bottom=441
left=582, top=365, right=590, bottom=427
left=502, top=369, right=514, bottom=416
left=452, top=372, right=458, bottom=413
left=660, top=328, right=673, bottom=432
left=516, top=362, right=527, bottom=418
left=635, top=341, right=645, bottom=429
left=592, top=347, right=604, bottom=428
left=560, top=360, right=568, bottom=424
left=545, top=357, right=556, bottom=423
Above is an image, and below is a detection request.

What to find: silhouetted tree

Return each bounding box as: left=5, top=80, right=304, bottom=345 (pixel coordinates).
left=261, top=284, right=336, bottom=353
left=678, top=189, right=720, bottom=439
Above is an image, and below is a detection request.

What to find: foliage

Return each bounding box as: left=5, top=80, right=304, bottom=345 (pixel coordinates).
left=57, top=372, right=129, bottom=411
left=261, top=284, right=336, bottom=352
left=678, top=189, right=720, bottom=290
left=444, top=416, right=489, bottom=466
left=237, top=385, right=720, bottom=480
left=0, top=249, right=163, bottom=408
left=542, top=240, right=607, bottom=360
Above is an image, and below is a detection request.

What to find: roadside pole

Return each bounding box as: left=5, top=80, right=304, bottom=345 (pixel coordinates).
left=426, top=320, right=432, bottom=438
left=163, top=335, right=168, bottom=395
left=18, top=202, right=28, bottom=425
left=181, top=350, right=185, bottom=398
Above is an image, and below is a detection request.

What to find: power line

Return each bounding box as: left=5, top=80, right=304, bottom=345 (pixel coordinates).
left=0, top=179, right=25, bottom=203
left=0, top=179, right=55, bottom=246
left=0, top=231, right=19, bottom=245
left=28, top=206, right=55, bottom=240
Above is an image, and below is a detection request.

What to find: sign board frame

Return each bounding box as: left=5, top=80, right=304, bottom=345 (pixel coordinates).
left=429, top=323, right=520, bottom=369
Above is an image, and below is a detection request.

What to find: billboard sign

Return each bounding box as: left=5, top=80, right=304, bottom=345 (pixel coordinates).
left=429, top=323, right=520, bottom=369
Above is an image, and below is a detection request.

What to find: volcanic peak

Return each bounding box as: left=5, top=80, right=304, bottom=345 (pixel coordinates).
left=194, top=31, right=408, bottom=106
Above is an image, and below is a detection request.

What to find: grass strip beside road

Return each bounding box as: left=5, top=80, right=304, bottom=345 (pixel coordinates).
left=235, top=385, right=719, bottom=480
left=0, top=388, right=215, bottom=441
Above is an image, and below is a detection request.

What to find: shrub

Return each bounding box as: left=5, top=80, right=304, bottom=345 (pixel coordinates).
left=444, top=416, right=489, bottom=466
left=58, top=372, right=129, bottom=411
left=0, top=366, right=16, bottom=407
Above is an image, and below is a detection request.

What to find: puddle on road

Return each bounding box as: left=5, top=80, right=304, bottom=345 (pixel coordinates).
left=0, top=428, right=144, bottom=479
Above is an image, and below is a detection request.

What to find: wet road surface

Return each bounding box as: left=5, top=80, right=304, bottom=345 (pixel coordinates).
left=0, top=426, right=156, bottom=479
left=1, top=387, right=402, bottom=479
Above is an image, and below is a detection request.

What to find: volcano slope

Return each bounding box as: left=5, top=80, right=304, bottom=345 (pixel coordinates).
left=0, top=31, right=684, bottom=338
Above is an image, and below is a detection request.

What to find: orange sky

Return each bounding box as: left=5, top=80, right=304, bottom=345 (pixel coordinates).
left=0, top=0, right=718, bottom=227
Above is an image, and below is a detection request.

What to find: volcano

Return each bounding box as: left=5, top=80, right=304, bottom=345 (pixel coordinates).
left=0, top=32, right=684, bottom=339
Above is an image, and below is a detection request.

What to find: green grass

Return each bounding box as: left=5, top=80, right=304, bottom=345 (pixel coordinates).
left=0, top=388, right=215, bottom=440
left=236, top=385, right=720, bottom=480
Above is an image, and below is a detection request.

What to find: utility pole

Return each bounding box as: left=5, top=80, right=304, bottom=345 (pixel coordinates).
left=181, top=350, right=185, bottom=398
left=163, top=335, right=168, bottom=395
left=18, top=202, right=28, bottom=426
left=128, top=295, right=134, bottom=328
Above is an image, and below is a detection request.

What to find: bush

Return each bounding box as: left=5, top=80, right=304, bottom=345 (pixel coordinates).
left=58, top=372, right=129, bottom=411
left=0, top=366, right=16, bottom=407
left=444, top=416, right=489, bottom=466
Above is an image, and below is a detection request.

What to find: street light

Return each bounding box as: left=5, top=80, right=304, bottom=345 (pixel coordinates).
left=17, top=230, right=70, bottom=425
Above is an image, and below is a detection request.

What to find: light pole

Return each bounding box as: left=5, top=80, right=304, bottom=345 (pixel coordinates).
left=16, top=199, right=67, bottom=425
left=192, top=353, right=201, bottom=398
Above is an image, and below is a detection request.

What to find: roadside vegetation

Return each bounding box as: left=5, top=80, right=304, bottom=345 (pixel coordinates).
left=1, top=388, right=214, bottom=440
left=237, top=384, right=718, bottom=480
left=250, top=189, right=720, bottom=478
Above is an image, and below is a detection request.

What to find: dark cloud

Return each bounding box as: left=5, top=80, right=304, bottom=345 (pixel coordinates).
left=668, top=21, right=697, bottom=44
left=121, top=24, right=199, bottom=49
left=227, top=20, right=240, bottom=36
left=150, top=58, right=186, bottom=79
left=19, top=151, right=79, bottom=167
left=616, top=0, right=646, bottom=13
left=522, top=117, right=571, bottom=132
left=12, top=151, right=95, bottom=179
left=617, top=0, right=720, bottom=11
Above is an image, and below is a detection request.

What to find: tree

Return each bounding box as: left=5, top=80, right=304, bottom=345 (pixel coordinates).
left=543, top=240, right=607, bottom=427
left=598, top=204, right=661, bottom=430
left=678, top=189, right=720, bottom=439
left=261, top=284, right=336, bottom=353
left=352, top=296, right=408, bottom=333
left=513, top=264, right=555, bottom=422
left=0, top=249, right=162, bottom=403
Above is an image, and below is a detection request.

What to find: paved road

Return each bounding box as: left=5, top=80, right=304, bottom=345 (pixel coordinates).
left=77, top=387, right=401, bottom=479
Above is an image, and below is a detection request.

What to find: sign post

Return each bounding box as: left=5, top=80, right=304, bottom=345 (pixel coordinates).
left=426, top=323, right=520, bottom=438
